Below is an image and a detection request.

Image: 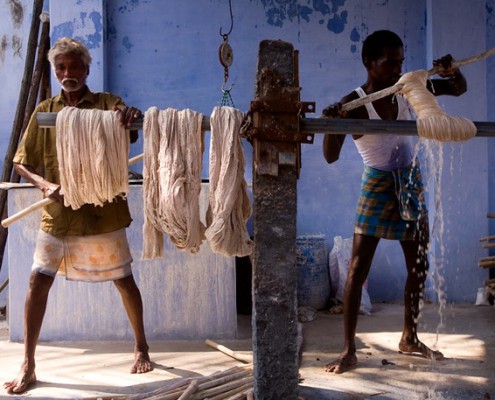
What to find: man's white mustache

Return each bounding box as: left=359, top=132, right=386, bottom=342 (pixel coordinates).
left=61, top=78, right=79, bottom=85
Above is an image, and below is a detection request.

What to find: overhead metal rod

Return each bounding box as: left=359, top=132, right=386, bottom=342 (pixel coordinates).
left=36, top=112, right=495, bottom=137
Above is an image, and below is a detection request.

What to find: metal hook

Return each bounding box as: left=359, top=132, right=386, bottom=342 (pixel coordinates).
left=219, top=0, right=234, bottom=37
left=221, top=82, right=234, bottom=92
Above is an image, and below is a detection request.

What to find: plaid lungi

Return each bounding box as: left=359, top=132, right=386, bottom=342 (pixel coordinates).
left=354, top=163, right=427, bottom=241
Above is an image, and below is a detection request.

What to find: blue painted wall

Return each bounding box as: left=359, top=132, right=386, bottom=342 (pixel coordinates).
left=1, top=0, right=493, bottom=305
left=487, top=0, right=495, bottom=279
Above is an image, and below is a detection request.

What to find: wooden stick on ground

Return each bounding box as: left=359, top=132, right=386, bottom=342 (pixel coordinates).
left=205, top=339, right=253, bottom=364
left=196, top=369, right=252, bottom=392
left=191, top=376, right=253, bottom=400
left=341, top=47, right=495, bottom=112
left=177, top=380, right=198, bottom=400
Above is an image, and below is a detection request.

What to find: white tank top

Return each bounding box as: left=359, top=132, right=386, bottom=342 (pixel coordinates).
left=353, top=87, right=414, bottom=171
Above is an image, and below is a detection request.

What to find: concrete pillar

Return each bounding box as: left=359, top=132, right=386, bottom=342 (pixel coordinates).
left=251, top=40, right=300, bottom=399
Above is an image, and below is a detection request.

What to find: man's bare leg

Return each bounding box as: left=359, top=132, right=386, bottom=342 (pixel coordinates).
left=114, top=274, right=152, bottom=373
left=325, top=235, right=379, bottom=374
left=399, top=237, right=443, bottom=361
left=3, top=271, right=54, bottom=394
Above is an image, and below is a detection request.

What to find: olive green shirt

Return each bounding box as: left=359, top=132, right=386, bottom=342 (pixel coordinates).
left=14, top=87, right=133, bottom=237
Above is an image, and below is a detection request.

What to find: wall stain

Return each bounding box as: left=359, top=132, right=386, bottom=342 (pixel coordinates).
left=9, top=0, right=24, bottom=29
left=487, top=1, right=495, bottom=29
left=349, top=26, right=360, bottom=53
left=12, top=35, right=22, bottom=57
left=107, top=17, right=117, bottom=41
left=253, top=0, right=348, bottom=34
left=0, top=35, right=8, bottom=64
left=118, top=0, right=141, bottom=14
left=106, top=1, right=142, bottom=42
left=122, top=36, right=133, bottom=53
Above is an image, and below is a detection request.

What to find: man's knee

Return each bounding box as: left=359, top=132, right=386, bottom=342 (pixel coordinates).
left=28, top=270, right=55, bottom=295
left=113, top=273, right=138, bottom=292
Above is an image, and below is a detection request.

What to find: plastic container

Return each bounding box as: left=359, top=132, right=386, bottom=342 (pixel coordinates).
left=296, top=234, right=330, bottom=310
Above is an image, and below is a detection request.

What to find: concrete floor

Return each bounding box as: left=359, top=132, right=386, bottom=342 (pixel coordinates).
left=0, top=302, right=493, bottom=399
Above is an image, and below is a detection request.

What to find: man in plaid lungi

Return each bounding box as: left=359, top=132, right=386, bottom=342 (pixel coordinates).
left=322, top=30, right=467, bottom=374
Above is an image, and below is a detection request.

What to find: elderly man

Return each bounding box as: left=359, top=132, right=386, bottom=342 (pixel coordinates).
left=4, top=37, right=151, bottom=395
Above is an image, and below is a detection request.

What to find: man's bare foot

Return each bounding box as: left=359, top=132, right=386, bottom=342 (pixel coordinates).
left=324, top=353, right=357, bottom=374
left=399, top=339, right=444, bottom=360
left=130, top=350, right=152, bottom=374
left=3, top=364, right=37, bottom=394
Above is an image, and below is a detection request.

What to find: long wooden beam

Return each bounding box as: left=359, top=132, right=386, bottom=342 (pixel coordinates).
left=36, top=112, right=495, bottom=137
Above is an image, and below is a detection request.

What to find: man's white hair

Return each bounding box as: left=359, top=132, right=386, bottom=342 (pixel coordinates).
left=47, top=37, right=92, bottom=67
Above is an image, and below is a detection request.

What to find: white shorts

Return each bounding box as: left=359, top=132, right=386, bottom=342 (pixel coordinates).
left=32, top=228, right=133, bottom=282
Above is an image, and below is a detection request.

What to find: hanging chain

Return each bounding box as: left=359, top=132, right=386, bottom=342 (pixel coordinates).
left=218, top=0, right=235, bottom=107
left=219, top=0, right=234, bottom=37
left=221, top=86, right=235, bottom=107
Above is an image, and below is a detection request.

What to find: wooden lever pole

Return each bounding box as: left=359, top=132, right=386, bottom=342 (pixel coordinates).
left=1, top=154, right=144, bottom=228
left=1, top=197, right=52, bottom=227
left=341, top=47, right=495, bottom=112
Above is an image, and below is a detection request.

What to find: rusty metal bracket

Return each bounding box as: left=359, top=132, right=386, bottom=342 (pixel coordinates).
left=241, top=99, right=315, bottom=144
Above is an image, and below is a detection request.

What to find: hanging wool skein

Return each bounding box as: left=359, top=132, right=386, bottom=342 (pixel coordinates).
left=397, top=70, right=476, bottom=141
left=142, top=107, right=205, bottom=259
left=56, top=107, right=130, bottom=209
left=206, top=106, right=253, bottom=257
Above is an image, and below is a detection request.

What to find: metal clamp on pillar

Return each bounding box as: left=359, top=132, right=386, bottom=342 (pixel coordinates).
left=241, top=60, right=315, bottom=177
left=243, top=97, right=316, bottom=144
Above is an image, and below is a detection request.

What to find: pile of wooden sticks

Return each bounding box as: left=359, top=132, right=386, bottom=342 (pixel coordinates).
left=89, top=364, right=254, bottom=400
left=479, top=213, right=495, bottom=269
left=484, top=278, right=495, bottom=300
left=479, top=213, right=495, bottom=304
left=87, top=340, right=254, bottom=400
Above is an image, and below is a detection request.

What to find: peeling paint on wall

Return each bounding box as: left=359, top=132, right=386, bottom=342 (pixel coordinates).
left=83, top=11, right=103, bottom=48
left=253, top=0, right=348, bottom=34
left=349, top=26, right=360, bottom=53
left=326, top=8, right=347, bottom=33
left=52, top=21, right=75, bottom=41
left=9, top=0, right=24, bottom=29
left=52, top=11, right=103, bottom=50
